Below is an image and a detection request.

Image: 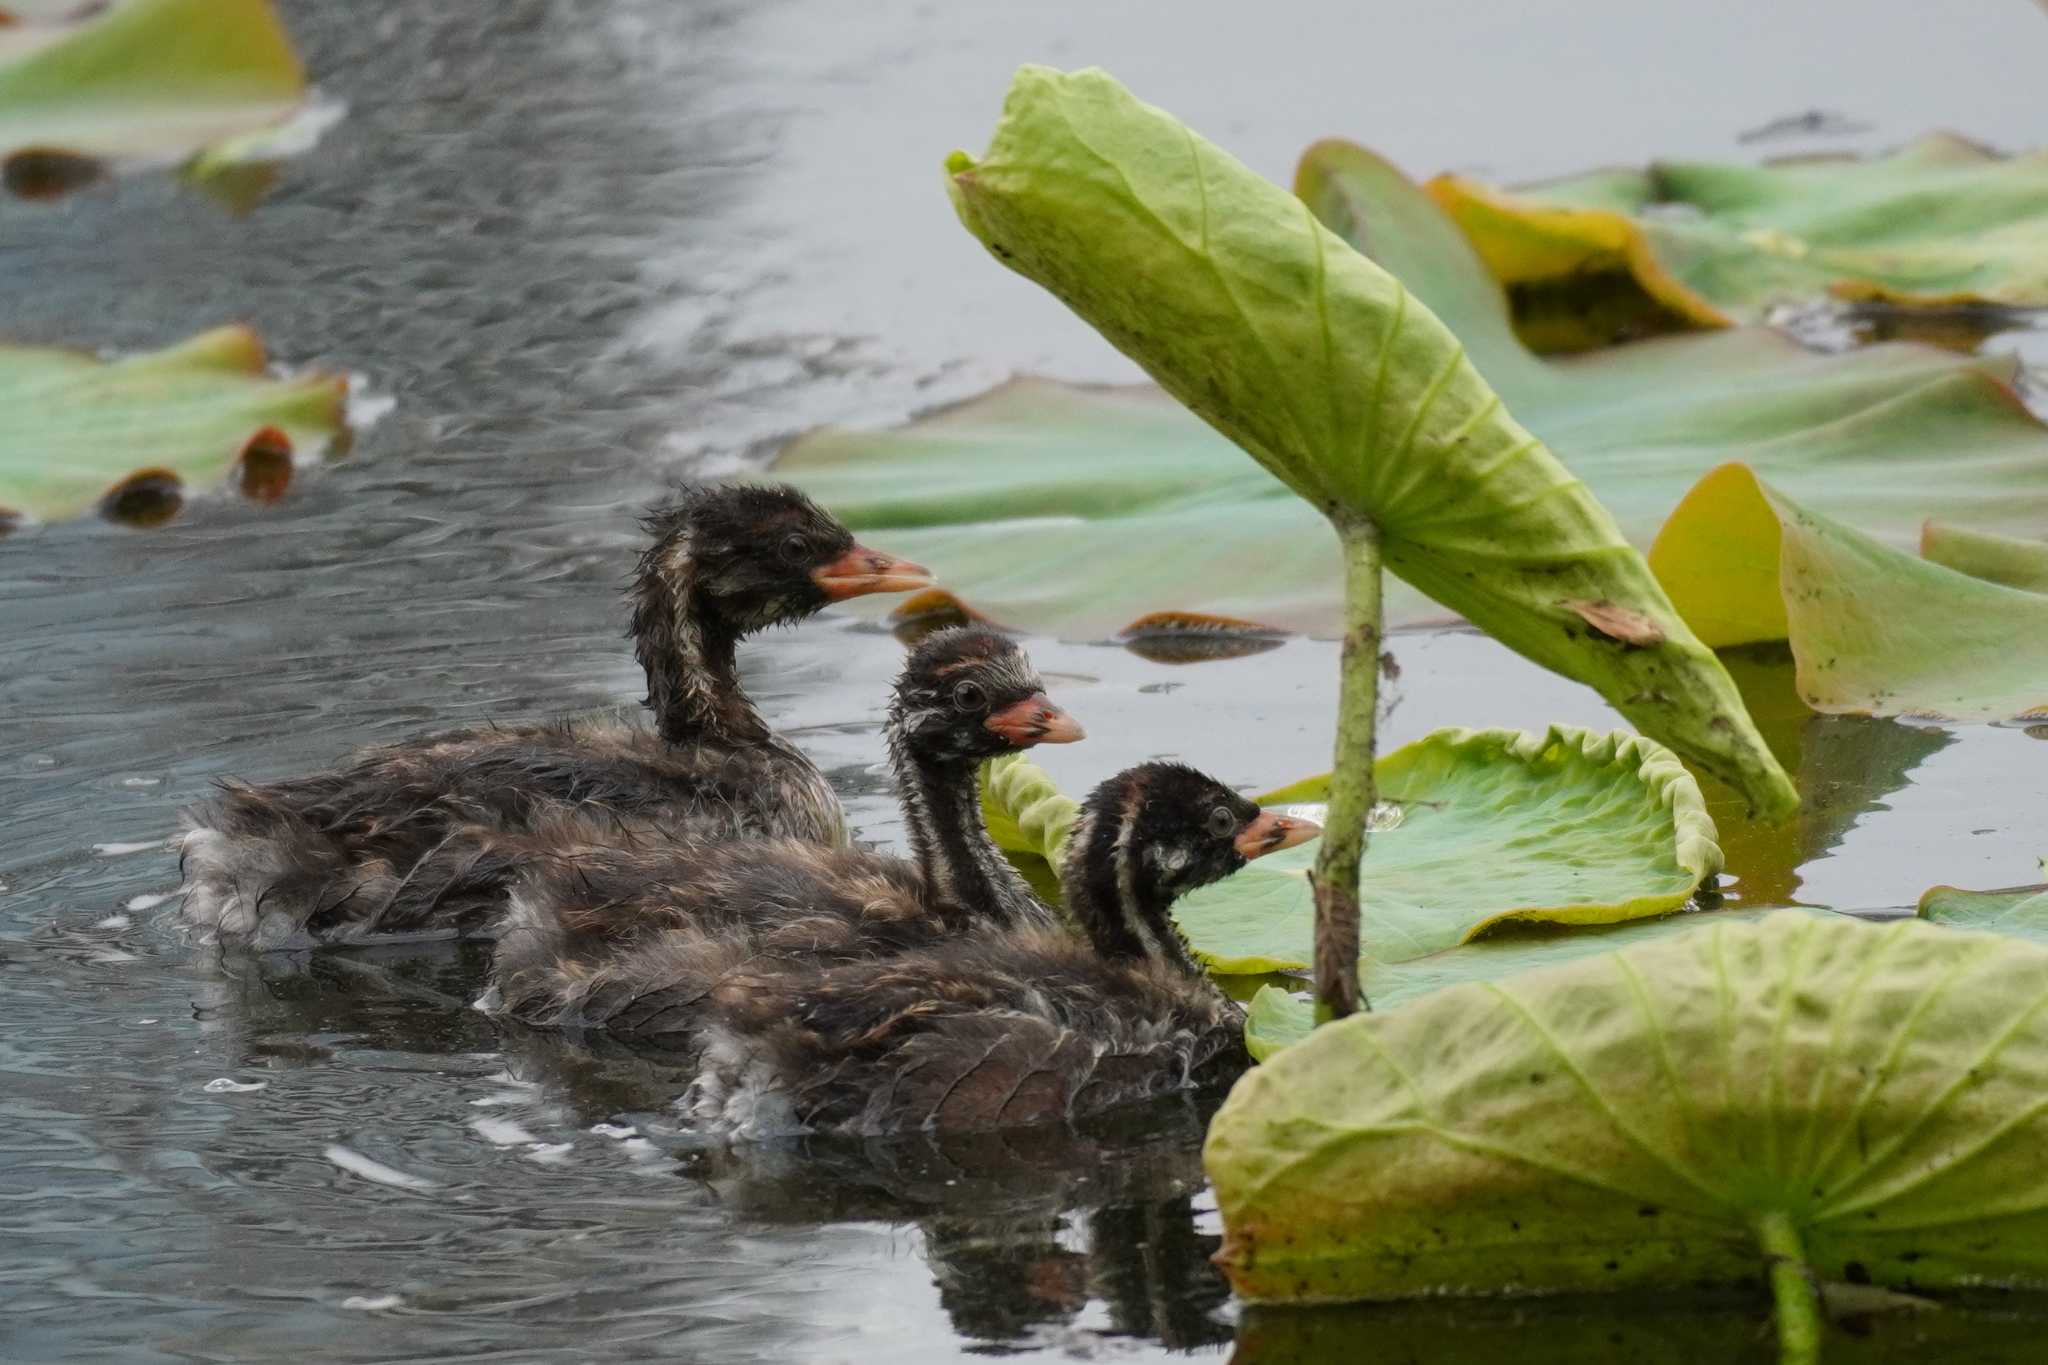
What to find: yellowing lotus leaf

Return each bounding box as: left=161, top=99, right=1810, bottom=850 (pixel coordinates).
left=0, top=0, right=306, bottom=200
left=931, top=66, right=1792, bottom=816
left=1207, top=911, right=2048, bottom=1304
left=1650, top=463, right=2048, bottom=720
left=0, top=325, right=349, bottom=530
left=1431, top=134, right=2048, bottom=334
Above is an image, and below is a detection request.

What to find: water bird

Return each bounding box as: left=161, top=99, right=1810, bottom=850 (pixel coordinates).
left=491, top=761, right=1317, bottom=1137
left=178, top=483, right=929, bottom=947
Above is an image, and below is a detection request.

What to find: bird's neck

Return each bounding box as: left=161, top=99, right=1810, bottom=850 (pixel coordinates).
left=888, top=724, right=1050, bottom=928
left=1060, top=810, right=1202, bottom=976
left=634, top=543, right=769, bottom=746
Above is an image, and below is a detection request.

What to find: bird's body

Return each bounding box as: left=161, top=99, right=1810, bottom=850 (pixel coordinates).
left=177, top=485, right=928, bottom=948
left=490, top=760, right=1316, bottom=1138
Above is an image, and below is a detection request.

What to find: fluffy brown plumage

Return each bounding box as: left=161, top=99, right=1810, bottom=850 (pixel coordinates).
left=491, top=763, right=1317, bottom=1138
left=486, top=628, right=1083, bottom=987
left=176, top=484, right=928, bottom=948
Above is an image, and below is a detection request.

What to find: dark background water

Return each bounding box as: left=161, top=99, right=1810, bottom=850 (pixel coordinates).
left=2, top=2, right=2045, bottom=1360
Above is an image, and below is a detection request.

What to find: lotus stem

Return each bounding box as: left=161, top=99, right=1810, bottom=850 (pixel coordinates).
left=1310, top=517, right=1383, bottom=1023
left=1755, top=1211, right=1822, bottom=1365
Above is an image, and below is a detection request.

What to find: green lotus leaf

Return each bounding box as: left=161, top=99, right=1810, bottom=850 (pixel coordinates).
left=780, top=134, right=2048, bottom=679
left=920, top=65, right=1791, bottom=815
left=1430, top=134, right=2048, bottom=332
left=1172, top=725, right=1721, bottom=975
left=1922, top=522, right=2048, bottom=593
left=0, top=324, right=350, bottom=530
left=0, top=0, right=307, bottom=201
left=1650, top=463, right=2048, bottom=720
left=978, top=728, right=1722, bottom=985
left=1241, top=907, right=1809, bottom=1063
left=1207, top=910, right=2048, bottom=1306
left=1918, top=883, right=2048, bottom=936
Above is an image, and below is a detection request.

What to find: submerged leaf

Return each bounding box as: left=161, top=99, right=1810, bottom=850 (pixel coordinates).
left=0, top=325, right=349, bottom=529
left=935, top=66, right=1792, bottom=816
left=1650, top=463, right=2048, bottom=720
left=1431, top=135, right=2048, bottom=331
left=1208, top=911, right=2048, bottom=1303
left=1171, top=725, right=1722, bottom=975
left=0, top=0, right=307, bottom=201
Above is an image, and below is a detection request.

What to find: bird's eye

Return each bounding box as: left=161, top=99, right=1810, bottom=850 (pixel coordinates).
left=1206, top=806, right=1238, bottom=840
left=779, top=533, right=810, bottom=565
left=951, top=680, right=987, bottom=712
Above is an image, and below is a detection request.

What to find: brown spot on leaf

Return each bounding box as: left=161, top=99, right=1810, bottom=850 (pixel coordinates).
left=237, top=426, right=294, bottom=502
left=4, top=148, right=106, bottom=200
left=100, top=469, right=184, bottom=528
left=1564, top=598, right=1666, bottom=648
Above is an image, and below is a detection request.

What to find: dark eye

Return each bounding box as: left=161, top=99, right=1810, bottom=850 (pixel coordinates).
left=779, top=533, right=810, bottom=565
left=951, top=680, right=986, bottom=712
left=1205, top=806, right=1237, bottom=840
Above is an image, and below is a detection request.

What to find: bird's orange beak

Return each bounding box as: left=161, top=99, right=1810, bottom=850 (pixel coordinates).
left=984, top=693, right=1085, bottom=747
left=812, top=543, right=934, bottom=600
left=1235, top=810, right=1320, bottom=859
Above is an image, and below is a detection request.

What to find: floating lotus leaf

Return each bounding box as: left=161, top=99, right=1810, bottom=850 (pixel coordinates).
left=780, top=142, right=2048, bottom=648
left=1430, top=134, right=2048, bottom=334
left=0, top=324, right=349, bottom=530
left=1922, top=522, right=2048, bottom=593
left=0, top=0, right=306, bottom=201
left=978, top=728, right=1722, bottom=985
left=1918, top=883, right=2048, bottom=937
left=1650, top=463, right=2048, bottom=720
left=1207, top=911, right=2048, bottom=1304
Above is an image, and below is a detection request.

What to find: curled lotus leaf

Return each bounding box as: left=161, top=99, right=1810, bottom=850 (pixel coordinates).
left=1431, top=134, right=2048, bottom=334
left=1921, top=522, right=2048, bottom=594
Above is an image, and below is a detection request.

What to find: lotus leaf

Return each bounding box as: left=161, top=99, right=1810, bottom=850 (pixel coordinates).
left=930, top=65, right=1791, bottom=817
left=1650, top=463, right=2048, bottom=720
left=976, top=727, right=1722, bottom=979
left=1921, top=522, right=2048, bottom=593
left=0, top=0, right=305, bottom=200
left=1430, top=134, right=2048, bottom=331
left=1207, top=911, right=2048, bottom=1310
left=1918, top=883, right=2048, bottom=936
left=0, top=324, right=349, bottom=529
left=781, top=143, right=2048, bottom=647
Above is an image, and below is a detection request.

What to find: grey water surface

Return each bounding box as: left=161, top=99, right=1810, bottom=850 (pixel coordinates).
left=3, top=2, right=2046, bottom=1361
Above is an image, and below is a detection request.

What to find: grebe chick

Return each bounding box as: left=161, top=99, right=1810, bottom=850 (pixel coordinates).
left=499, top=762, right=1317, bottom=1137
left=178, top=483, right=928, bottom=948
left=488, top=627, right=1083, bottom=985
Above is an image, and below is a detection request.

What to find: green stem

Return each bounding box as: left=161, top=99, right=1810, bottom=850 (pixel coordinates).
left=1310, top=518, right=1383, bottom=1023
left=1756, top=1211, right=1822, bottom=1365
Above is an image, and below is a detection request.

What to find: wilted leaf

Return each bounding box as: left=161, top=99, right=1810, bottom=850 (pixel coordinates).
left=1650, top=463, right=2048, bottom=720
left=0, top=324, right=348, bottom=530
left=1207, top=911, right=2048, bottom=1303
left=1922, top=522, right=2048, bottom=593
left=1170, top=725, right=1721, bottom=974
left=781, top=143, right=2048, bottom=646
left=0, top=0, right=308, bottom=202
left=931, top=66, right=1792, bottom=815
left=1431, top=134, right=2048, bottom=332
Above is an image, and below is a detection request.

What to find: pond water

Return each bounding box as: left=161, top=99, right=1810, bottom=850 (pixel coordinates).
left=3, top=2, right=2046, bottom=1360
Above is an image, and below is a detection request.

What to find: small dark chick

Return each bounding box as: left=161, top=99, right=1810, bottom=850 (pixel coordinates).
left=177, top=484, right=929, bottom=948
left=495, top=762, right=1317, bottom=1138
left=486, top=627, right=1084, bottom=992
